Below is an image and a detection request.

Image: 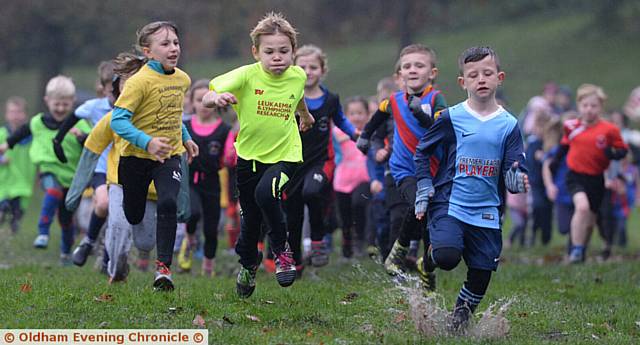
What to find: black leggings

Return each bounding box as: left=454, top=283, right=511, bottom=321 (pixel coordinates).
left=286, top=165, right=330, bottom=265
left=118, top=155, right=181, bottom=267
left=385, top=174, right=409, bottom=254
left=235, top=157, right=297, bottom=268
left=187, top=184, right=221, bottom=259
left=336, top=182, right=370, bottom=246
left=397, top=176, right=427, bottom=248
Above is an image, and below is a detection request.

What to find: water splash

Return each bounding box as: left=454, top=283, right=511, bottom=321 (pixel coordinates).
left=404, top=285, right=513, bottom=339
left=348, top=258, right=513, bottom=339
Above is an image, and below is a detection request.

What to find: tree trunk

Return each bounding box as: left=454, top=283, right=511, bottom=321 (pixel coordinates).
left=39, top=21, right=65, bottom=108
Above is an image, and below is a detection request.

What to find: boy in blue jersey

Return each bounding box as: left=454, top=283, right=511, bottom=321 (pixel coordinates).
left=356, top=44, right=447, bottom=289
left=414, top=47, right=529, bottom=333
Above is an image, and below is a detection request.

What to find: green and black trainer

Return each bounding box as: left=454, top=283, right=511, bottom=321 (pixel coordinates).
left=416, top=245, right=437, bottom=292
left=236, top=252, right=263, bottom=298
left=384, top=240, right=409, bottom=275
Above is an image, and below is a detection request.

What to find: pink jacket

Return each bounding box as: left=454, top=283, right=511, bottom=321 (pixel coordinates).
left=333, top=127, right=369, bottom=193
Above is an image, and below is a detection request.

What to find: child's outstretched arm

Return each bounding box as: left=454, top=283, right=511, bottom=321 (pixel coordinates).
left=502, top=125, right=529, bottom=193
left=296, top=98, right=315, bottom=132
left=202, top=90, right=238, bottom=108
left=541, top=158, right=558, bottom=201
left=111, top=107, right=172, bottom=163
left=0, top=124, right=31, bottom=154
left=181, top=123, right=198, bottom=163
left=66, top=114, right=113, bottom=211
left=52, top=113, right=81, bottom=163
left=604, top=128, right=628, bottom=161
left=332, top=98, right=357, bottom=140
left=356, top=100, right=391, bottom=154
left=414, top=112, right=452, bottom=220
left=65, top=148, right=100, bottom=211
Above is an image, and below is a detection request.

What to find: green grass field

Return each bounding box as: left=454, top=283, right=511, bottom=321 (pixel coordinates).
left=0, top=196, right=639, bottom=344
left=1, top=10, right=640, bottom=345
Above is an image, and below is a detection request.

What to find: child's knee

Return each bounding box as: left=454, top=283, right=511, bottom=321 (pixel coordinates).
left=433, top=247, right=462, bottom=271
left=254, top=183, right=277, bottom=208
left=123, top=208, right=145, bottom=225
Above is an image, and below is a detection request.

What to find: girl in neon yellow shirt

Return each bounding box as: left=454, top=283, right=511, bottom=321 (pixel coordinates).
left=203, top=12, right=314, bottom=298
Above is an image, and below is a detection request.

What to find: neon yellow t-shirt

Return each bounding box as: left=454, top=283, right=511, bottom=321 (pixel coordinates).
left=114, top=64, right=191, bottom=160
left=85, top=113, right=158, bottom=200
left=210, top=62, right=306, bottom=164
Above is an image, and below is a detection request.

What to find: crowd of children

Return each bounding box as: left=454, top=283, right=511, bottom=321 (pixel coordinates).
left=1, top=12, right=639, bottom=333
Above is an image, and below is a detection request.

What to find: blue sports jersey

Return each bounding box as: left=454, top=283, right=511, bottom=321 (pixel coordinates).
left=415, top=101, right=526, bottom=229
left=388, top=89, right=441, bottom=184
left=76, top=97, right=113, bottom=174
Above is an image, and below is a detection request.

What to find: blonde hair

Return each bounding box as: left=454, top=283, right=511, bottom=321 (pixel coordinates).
left=250, top=12, right=298, bottom=50
left=295, top=44, right=328, bottom=73
left=576, top=83, right=607, bottom=104
left=45, top=75, right=75, bottom=98
left=399, top=44, right=437, bottom=68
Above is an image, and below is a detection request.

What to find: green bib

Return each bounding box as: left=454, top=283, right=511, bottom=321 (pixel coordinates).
left=0, top=126, right=36, bottom=207
left=29, top=113, right=91, bottom=187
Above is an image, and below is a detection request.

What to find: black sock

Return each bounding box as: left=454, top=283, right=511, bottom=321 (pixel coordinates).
left=87, top=211, right=107, bottom=243
left=455, top=268, right=492, bottom=313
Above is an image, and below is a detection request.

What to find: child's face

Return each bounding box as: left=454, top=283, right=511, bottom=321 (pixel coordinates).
left=192, top=87, right=215, bottom=120
left=143, top=28, right=180, bottom=70
left=252, top=33, right=293, bottom=75
left=458, top=55, right=504, bottom=102
left=399, top=52, right=437, bottom=94
left=578, top=94, right=603, bottom=123
left=296, top=54, right=324, bottom=89
left=5, top=102, right=27, bottom=128
left=44, top=96, right=74, bottom=121
left=346, top=102, right=368, bottom=130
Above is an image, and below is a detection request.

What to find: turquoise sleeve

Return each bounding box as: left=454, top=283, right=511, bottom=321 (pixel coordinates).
left=111, top=106, right=152, bottom=150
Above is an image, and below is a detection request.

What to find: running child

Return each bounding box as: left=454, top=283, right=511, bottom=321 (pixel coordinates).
left=177, top=79, right=232, bottom=277
left=369, top=77, right=403, bottom=260
left=549, top=84, right=628, bottom=263
left=0, top=76, right=91, bottom=264
left=356, top=44, right=447, bottom=285
left=414, top=46, right=529, bottom=332
left=53, top=61, right=116, bottom=266
left=0, top=97, right=36, bottom=233
left=542, top=115, right=576, bottom=253
left=333, top=96, right=370, bottom=258
left=67, top=54, right=193, bottom=282
left=286, top=44, right=357, bottom=268
left=202, top=12, right=314, bottom=298
left=110, top=21, right=198, bottom=291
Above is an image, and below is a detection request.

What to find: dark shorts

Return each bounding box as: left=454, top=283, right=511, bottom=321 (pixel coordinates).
left=428, top=203, right=503, bottom=271
left=90, top=172, right=107, bottom=190
left=565, top=170, right=604, bottom=213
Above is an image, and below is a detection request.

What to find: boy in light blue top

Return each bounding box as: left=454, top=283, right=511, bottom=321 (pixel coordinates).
left=414, top=46, right=529, bottom=333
